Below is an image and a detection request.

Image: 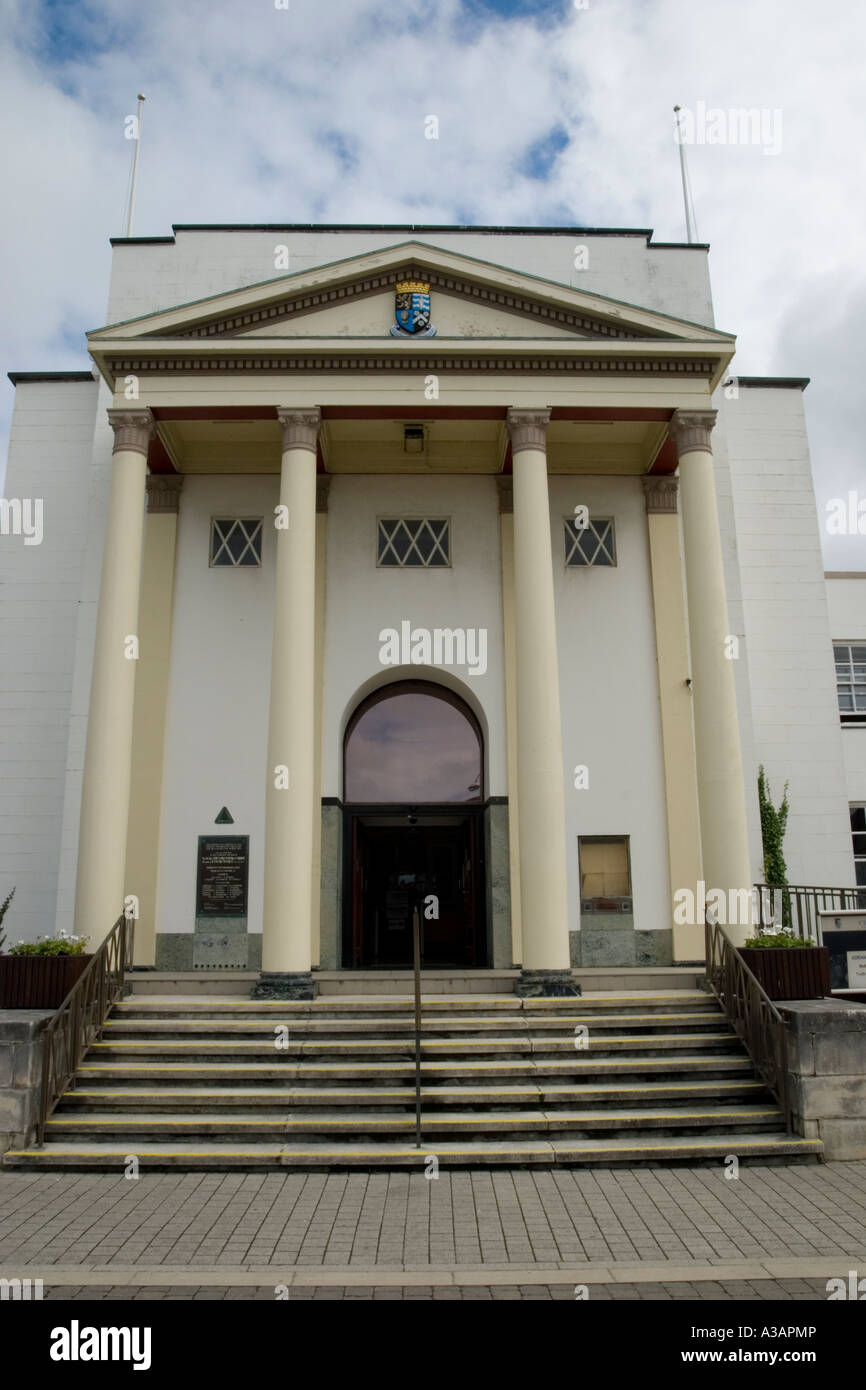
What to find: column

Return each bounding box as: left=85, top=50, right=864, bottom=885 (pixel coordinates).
left=642, top=477, right=704, bottom=961
left=672, top=410, right=753, bottom=947
left=254, top=408, right=321, bottom=999
left=506, top=409, right=577, bottom=996
left=126, top=474, right=184, bottom=967
left=74, top=408, right=153, bottom=947
left=310, top=475, right=330, bottom=969
left=496, top=477, right=523, bottom=969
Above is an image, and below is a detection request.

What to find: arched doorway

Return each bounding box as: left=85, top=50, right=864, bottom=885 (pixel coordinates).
left=342, top=681, right=486, bottom=968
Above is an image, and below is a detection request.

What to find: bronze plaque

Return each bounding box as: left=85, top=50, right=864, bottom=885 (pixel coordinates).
left=196, top=836, right=249, bottom=916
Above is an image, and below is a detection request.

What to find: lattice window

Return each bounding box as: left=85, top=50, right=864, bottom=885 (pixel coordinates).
left=834, top=643, right=866, bottom=721
left=377, top=518, right=451, bottom=568
left=210, top=518, right=263, bottom=567
left=564, top=517, right=616, bottom=567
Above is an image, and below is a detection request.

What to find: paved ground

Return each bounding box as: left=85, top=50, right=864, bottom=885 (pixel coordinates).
left=2, top=1162, right=865, bottom=1299
left=36, top=1279, right=833, bottom=1299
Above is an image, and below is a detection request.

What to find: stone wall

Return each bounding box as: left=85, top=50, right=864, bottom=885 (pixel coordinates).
left=0, top=1011, right=52, bottom=1153
left=782, top=999, right=866, bottom=1159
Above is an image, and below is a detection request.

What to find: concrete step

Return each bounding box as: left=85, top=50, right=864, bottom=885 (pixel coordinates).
left=3, top=1132, right=822, bottom=1170
left=102, top=1009, right=725, bottom=1037
left=75, top=1054, right=758, bottom=1083
left=57, top=1078, right=772, bottom=1110
left=43, top=1106, right=787, bottom=1141
left=115, top=990, right=713, bottom=1014
left=126, top=968, right=706, bottom=998
left=85, top=1033, right=740, bottom=1062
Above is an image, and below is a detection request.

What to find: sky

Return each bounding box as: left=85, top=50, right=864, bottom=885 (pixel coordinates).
left=1, top=0, right=864, bottom=566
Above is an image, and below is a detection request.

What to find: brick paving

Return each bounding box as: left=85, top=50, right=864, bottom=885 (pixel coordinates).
left=35, top=1278, right=833, bottom=1299
left=2, top=1162, right=866, bottom=1300
left=2, top=1163, right=866, bottom=1268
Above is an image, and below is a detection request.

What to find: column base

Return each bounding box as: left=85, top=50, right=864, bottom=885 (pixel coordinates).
left=516, top=968, right=580, bottom=998
left=251, top=971, right=317, bottom=1001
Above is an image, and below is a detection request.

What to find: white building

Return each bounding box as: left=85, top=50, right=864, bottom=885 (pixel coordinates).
left=1, top=224, right=862, bottom=998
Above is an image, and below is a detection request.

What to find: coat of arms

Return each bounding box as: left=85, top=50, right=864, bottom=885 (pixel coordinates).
left=390, top=279, right=437, bottom=338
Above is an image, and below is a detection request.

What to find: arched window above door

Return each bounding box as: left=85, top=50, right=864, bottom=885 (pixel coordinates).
left=344, top=681, right=483, bottom=804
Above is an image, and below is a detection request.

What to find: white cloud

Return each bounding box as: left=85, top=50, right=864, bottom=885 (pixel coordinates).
left=1, top=0, right=864, bottom=564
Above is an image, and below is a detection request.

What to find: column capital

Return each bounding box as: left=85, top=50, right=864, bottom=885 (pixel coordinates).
left=146, top=474, right=184, bottom=514
left=496, top=476, right=514, bottom=514
left=107, top=408, right=155, bottom=457
left=506, top=408, right=550, bottom=455
left=277, top=407, right=321, bottom=454
left=670, top=409, right=717, bottom=456
left=642, top=475, right=679, bottom=514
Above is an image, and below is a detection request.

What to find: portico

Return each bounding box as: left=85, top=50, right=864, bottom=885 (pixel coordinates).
left=71, top=239, right=752, bottom=997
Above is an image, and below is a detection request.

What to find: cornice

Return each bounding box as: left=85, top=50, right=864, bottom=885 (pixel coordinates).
left=105, top=352, right=717, bottom=377
left=163, top=264, right=648, bottom=343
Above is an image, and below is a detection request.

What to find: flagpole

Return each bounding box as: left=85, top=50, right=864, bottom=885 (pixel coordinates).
left=125, top=93, right=146, bottom=238
left=673, top=105, right=697, bottom=244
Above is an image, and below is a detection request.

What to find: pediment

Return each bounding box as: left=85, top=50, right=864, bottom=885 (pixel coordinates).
left=89, top=240, right=733, bottom=349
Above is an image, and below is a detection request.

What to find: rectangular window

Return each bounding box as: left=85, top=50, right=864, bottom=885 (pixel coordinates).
left=565, top=517, right=616, bottom=567
left=210, top=518, right=263, bottom=567
left=377, top=518, right=451, bottom=568
left=579, top=836, right=632, bottom=911
left=834, top=643, right=866, bottom=722
left=852, top=806, right=866, bottom=889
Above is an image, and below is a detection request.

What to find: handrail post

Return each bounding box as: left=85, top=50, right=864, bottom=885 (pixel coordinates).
left=412, top=904, right=422, bottom=1150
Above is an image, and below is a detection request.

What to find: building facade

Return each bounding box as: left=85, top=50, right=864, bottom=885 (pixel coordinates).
left=1, top=225, right=861, bottom=997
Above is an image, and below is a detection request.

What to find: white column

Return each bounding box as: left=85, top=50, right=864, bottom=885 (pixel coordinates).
left=506, top=409, right=576, bottom=995
left=673, top=410, right=753, bottom=946
left=74, top=408, right=153, bottom=947
left=256, top=408, right=321, bottom=998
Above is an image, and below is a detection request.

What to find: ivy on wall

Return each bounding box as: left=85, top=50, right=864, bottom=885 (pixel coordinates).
left=758, top=767, right=791, bottom=927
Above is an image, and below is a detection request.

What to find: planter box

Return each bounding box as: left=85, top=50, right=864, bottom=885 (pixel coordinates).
left=0, top=955, right=92, bottom=1009
left=738, top=946, right=830, bottom=1001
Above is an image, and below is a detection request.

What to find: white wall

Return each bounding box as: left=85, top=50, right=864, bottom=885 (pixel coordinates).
left=105, top=229, right=714, bottom=331
left=550, top=476, right=671, bottom=933
left=721, top=385, right=855, bottom=887
left=826, top=576, right=866, bottom=807
left=155, top=476, right=276, bottom=935
left=0, top=378, right=99, bottom=944
left=321, top=474, right=507, bottom=799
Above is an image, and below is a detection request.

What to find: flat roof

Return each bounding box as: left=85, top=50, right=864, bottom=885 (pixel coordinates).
left=109, top=223, right=710, bottom=251
left=735, top=376, right=810, bottom=390
left=8, top=371, right=95, bottom=385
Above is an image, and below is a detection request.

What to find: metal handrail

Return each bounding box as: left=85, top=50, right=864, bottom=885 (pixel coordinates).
left=412, top=904, right=422, bottom=1148
left=36, top=913, right=132, bottom=1146
left=753, top=883, right=864, bottom=941
left=704, top=917, right=791, bottom=1131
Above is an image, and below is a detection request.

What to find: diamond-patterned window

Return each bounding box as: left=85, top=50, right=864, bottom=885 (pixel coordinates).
left=377, top=518, right=451, bottom=568
left=210, top=518, right=263, bottom=567
left=564, top=517, right=616, bottom=567
left=834, top=643, right=866, bottom=721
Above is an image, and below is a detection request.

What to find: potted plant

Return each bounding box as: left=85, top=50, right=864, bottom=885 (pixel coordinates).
left=739, top=929, right=830, bottom=1001
left=0, top=914, right=92, bottom=1008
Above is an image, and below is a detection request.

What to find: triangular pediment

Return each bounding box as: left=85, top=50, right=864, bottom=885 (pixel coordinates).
left=88, top=240, right=733, bottom=348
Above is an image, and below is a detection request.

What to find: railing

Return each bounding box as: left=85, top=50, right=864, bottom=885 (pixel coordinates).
left=411, top=904, right=422, bottom=1148
left=704, top=917, right=791, bottom=1131
left=36, top=913, right=133, bottom=1146
left=753, top=883, right=865, bottom=942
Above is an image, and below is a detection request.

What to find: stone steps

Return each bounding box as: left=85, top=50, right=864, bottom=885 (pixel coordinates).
left=42, top=1105, right=787, bottom=1140
left=5, top=1134, right=822, bottom=1169
left=2, top=990, right=822, bottom=1170
left=53, top=1078, right=773, bottom=1110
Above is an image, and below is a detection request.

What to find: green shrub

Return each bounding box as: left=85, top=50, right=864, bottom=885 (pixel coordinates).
left=743, top=930, right=811, bottom=949
left=758, top=767, right=791, bottom=928
left=8, top=933, right=89, bottom=957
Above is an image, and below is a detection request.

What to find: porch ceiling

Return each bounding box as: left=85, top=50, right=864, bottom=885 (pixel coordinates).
left=152, top=411, right=675, bottom=476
